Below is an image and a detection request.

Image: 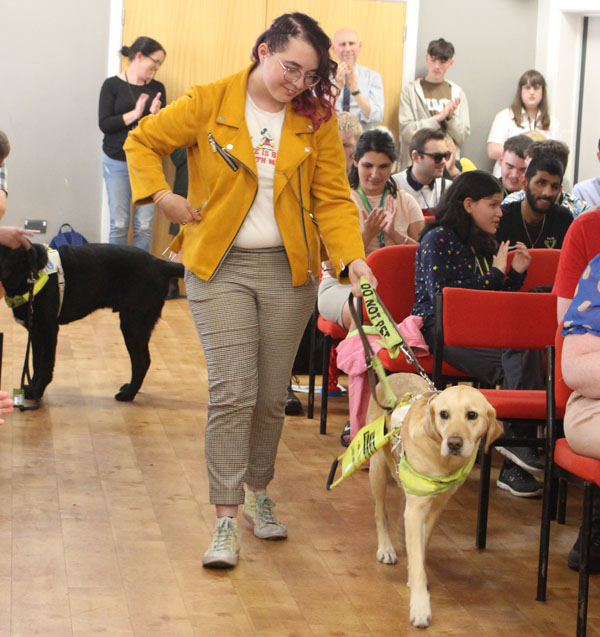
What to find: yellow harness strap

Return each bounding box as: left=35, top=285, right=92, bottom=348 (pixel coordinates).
left=4, top=270, right=49, bottom=308
left=397, top=451, right=478, bottom=497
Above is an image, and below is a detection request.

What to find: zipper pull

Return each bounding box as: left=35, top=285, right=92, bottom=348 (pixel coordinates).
left=208, top=133, right=217, bottom=152
left=306, top=269, right=315, bottom=283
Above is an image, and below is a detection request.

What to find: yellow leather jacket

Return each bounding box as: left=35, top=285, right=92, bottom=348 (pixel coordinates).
left=124, top=65, right=365, bottom=286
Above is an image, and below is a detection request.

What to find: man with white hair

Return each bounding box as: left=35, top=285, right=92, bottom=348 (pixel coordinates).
left=332, top=28, right=384, bottom=131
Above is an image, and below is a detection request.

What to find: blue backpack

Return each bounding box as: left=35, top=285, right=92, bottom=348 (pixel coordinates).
left=49, top=223, right=88, bottom=249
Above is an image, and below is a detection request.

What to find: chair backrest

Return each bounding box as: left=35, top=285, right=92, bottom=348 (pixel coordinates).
left=365, top=244, right=418, bottom=322
left=507, top=248, right=561, bottom=291
left=438, top=288, right=558, bottom=350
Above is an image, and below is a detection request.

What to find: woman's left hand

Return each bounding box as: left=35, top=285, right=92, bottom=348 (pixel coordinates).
left=149, top=92, right=162, bottom=115
left=510, top=241, right=531, bottom=273
left=383, top=195, right=398, bottom=235
left=348, top=258, right=377, bottom=297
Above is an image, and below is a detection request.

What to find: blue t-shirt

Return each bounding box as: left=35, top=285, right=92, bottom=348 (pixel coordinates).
left=562, top=253, right=600, bottom=338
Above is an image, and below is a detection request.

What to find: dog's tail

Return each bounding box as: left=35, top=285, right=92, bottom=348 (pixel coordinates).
left=160, top=260, right=185, bottom=279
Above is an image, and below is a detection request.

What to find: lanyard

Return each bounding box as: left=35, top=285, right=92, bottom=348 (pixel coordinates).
left=357, top=186, right=387, bottom=248
left=420, top=181, right=438, bottom=211
left=471, top=246, right=490, bottom=276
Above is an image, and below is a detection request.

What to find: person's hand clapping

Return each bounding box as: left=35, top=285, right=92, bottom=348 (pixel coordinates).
left=361, top=207, right=386, bottom=245
left=382, top=195, right=398, bottom=236
left=149, top=92, right=162, bottom=115
left=335, top=62, right=347, bottom=87
left=492, top=240, right=509, bottom=274
left=510, top=241, right=531, bottom=273
left=134, top=93, right=150, bottom=119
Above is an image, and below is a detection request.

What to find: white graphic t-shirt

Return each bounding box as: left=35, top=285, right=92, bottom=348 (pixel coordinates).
left=234, top=93, right=286, bottom=248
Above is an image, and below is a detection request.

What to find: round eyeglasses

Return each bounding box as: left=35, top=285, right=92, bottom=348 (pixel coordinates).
left=272, top=52, right=321, bottom=88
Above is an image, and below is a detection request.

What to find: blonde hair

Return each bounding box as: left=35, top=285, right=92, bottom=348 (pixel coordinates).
left=337, top=112, right=362, bottom=139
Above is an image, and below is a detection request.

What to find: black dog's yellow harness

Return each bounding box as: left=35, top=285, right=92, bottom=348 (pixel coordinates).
left=4, top=247, right=65, bottom=315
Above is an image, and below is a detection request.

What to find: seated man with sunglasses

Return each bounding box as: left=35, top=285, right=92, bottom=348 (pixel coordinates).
left=392, top=128, right=453, bottom=216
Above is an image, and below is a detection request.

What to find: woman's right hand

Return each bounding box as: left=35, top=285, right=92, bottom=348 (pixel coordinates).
left=155, top=193, right=201, bottom=225
left=361, top=207, right=386, bottom=245
left=134, top=93, right=150, bottom=118
left=492, top=240, right=509, bottom=273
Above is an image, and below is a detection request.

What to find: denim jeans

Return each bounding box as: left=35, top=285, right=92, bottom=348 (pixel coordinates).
left=102, top=152, right=154, bottom=252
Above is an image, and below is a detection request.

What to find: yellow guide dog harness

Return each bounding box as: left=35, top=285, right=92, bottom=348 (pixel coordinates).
left=4, top=246, right=65, bottom=316
left=326, top=278, right=478, bottom=495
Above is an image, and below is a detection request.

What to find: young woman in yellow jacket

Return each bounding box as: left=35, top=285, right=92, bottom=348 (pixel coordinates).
left=124, top=12, right=375, bottom=568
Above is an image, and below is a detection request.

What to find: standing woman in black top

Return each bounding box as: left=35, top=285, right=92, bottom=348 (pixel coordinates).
left=99, top=36, right=166, bottom=252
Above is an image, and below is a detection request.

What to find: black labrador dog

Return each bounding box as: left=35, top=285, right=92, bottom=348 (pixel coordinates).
left=0, top=242, right=184, bottom=402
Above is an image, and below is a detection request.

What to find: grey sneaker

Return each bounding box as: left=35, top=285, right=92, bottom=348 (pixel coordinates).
left=496, top=445, right=544, bottom=473
left=496, top=462, right=543, bottom=498
left=243, top=489, right=288, bottom=540
left=202, top=517, right=240, bottom=568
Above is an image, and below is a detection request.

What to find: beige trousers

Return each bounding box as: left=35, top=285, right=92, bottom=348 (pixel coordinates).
left=186, top=247, right=317, bottom=504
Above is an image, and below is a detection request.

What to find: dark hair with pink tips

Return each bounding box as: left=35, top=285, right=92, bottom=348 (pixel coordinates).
left=251, top=12, right=339, bottom=129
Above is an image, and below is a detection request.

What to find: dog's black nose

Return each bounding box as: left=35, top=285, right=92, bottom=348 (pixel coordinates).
left=447, top=436, right=463, bottom=452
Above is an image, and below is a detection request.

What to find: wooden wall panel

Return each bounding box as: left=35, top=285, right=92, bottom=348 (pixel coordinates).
left=266, top=0, right=406, bottom=137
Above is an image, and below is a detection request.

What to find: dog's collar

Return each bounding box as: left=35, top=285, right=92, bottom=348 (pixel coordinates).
left=397, top=450, right=478, bottom=497
left=4, top=269, right=49, bottom=308
left=4, top=247, right=65, bottom=315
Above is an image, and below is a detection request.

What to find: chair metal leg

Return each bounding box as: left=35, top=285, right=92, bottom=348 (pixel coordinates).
left=476, top=443, right=492, bottom=549
left=537, top=444, right=555, bottom=601
left=307, top=309, right=317, bottom=420
left=557, top=477, right=568, bottom=524
left=320, top=335, right=331, bottom=435
left=578, top=482, right=593, bottom=637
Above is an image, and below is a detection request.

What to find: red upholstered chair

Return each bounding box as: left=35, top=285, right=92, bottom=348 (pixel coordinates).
left=537, top=325, right=600, bottom=636
left=434, top=288, right=558, bottom=548
left=365, top=245, right=468, bottom=382
left=314, top=316, right=347, bottom=434
left=507, top=248, right=561, bottom=291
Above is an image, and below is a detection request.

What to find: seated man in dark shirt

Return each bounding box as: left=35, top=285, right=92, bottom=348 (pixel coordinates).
left=497, top=152, right=572, bottom=249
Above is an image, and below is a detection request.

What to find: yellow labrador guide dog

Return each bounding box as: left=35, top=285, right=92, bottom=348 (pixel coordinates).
left=366, top=373, right=502, bottom=628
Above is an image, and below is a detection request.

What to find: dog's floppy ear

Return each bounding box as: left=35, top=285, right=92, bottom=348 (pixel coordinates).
left=484, top=403, right=504, bottom=452
left=424, top=394, right=443, bottom=443
left=30, top=243, right=49, bottom=270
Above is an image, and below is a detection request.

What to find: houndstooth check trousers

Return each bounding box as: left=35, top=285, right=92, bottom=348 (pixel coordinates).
left=185, top=247, right=317, bottom=504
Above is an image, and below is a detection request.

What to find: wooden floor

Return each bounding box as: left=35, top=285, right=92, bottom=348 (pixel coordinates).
left=0, top=298, right=598, bottom=636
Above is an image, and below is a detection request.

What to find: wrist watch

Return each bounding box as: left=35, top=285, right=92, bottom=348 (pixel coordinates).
left=351, top=89, right=360, bottom=96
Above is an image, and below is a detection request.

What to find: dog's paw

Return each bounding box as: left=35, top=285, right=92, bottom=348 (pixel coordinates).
left=376, top=545, right=398, bottom=565
left=115, top=384, right=136, bottom=402
left=409, top=592, right=432, bottom=628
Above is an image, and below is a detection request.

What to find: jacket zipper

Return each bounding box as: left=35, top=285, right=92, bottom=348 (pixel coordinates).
left=208, top=133, right=239, bottom=172
left=207, top=132, right=255, bottom=280
left=296, top=167, right=315, bottom=283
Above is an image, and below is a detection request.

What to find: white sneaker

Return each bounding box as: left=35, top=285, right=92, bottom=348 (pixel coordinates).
left=202, top=517, right=240, bottom=568
left=243, top=488, right=287, bottom=540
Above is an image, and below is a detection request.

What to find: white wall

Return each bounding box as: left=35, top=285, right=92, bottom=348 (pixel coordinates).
left=574, top=16, right=600, bottom=184
left=0, top=1, right=111, bottom=242
left=414, top=0, right=540, bottom=171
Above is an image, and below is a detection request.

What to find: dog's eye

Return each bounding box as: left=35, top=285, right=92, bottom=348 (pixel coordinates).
left=467, top=411, right=478, bottom=420
left=439, top=410, right=449, bottom=419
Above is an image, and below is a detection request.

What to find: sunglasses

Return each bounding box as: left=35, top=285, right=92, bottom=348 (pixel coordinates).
left=420, top=151, right=452, bottom=163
